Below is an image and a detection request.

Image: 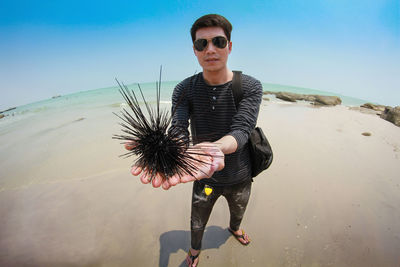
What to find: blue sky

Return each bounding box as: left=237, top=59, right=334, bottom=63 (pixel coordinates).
left=0, top=0, right=399, bottom=110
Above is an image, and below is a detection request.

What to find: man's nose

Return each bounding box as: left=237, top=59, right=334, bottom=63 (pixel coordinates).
left=205, top=42, right=217, bottom=53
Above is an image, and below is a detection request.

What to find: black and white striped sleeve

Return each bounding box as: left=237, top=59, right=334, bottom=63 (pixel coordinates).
left=228, top=76, right=263, bottom=150
left=170, top=78, right=191, bottom=139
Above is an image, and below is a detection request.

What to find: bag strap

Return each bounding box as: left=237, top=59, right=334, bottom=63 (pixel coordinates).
left=232, top=70, right=243, bottom=110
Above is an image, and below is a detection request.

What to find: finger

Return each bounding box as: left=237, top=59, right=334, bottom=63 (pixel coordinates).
left=180, top=174, right=196, bottom=183
left=195, top=159, right=218, bottom=180
left=124, top=141, right=136, bottom=150
left=131, top=166, right=142, bottom=176
left=140, top=172, right=150, bottom=184
left=162, top=179, right=171, bottom=190
left=152, top=174, right=163, bottom=188
left=209, top=162, right=218, bottom=175
left=212, top=156, right=225, bottom=171
left=168, top=175, right=180, bottom=186
left=207, top=146, right=224, bottom=171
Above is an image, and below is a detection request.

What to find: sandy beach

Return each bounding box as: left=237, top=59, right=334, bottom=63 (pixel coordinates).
left=1, top=99, right=400, bottom=266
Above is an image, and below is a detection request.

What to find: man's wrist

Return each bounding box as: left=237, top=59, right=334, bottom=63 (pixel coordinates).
left=214, top=135, right=238, bottom=155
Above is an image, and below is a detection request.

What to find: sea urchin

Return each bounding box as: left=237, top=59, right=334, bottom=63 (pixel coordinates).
left=113, top=68, right=214, bottom=182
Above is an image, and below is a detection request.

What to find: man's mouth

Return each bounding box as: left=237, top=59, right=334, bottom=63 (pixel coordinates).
left=205, top=58, right=219, bottom=62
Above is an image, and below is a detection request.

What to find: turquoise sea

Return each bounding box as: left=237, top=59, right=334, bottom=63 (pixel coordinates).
left=0, top=81, right=369, bottom=128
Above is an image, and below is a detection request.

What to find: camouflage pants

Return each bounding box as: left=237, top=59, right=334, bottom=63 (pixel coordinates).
left=190, top=179, right=252, bottom=250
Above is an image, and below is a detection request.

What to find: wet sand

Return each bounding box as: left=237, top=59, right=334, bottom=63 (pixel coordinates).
left=1, top=100, right=400, bottom=266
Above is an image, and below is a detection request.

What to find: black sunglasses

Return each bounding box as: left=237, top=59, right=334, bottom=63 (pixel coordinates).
left=194, top=36, right=228, bottom=51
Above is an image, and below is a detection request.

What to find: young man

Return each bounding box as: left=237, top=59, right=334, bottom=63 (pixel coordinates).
left=175, top=14, right=263, bottom=266
left=130, top=14, right=262, bottom=267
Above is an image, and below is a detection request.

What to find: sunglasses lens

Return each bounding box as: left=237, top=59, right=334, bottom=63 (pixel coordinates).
left=213, top=37, right=228, bottom=49
left=194, top=36, right=228, bottom=51
left=194, top=39, right=208, bottom=51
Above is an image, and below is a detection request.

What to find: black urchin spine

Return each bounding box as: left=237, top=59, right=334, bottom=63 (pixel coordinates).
left=113, top=67, right=214, bottom=181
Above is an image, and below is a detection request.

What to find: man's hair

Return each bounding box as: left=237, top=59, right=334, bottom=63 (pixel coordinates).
left=190, top=14, right=233, bottom=42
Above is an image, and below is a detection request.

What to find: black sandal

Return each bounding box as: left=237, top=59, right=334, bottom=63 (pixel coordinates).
left=228, top=227, right=251, bottom=246
left=186, top=250, right=200, bottom=267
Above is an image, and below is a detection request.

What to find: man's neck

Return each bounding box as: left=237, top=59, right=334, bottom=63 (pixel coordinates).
left=202, top=68, right=233, bottom=85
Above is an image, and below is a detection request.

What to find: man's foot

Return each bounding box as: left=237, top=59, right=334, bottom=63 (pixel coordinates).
left=186, top=248, right=200, bottom=267
left=228, top=227, right=251, bottom=246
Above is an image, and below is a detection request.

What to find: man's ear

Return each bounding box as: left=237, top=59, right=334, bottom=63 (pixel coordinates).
left=228, top=41, right=232, bottom=54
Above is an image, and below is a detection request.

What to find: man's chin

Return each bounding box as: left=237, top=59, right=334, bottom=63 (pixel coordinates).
left=201, top=65, right=223, bottom=72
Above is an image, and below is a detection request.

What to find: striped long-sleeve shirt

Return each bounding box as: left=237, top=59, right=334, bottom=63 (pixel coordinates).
left=171, top=72, right=263, bottom=186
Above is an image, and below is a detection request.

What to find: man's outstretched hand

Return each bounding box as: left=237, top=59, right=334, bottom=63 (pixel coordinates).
left=125, top=142, right=225, bottom=190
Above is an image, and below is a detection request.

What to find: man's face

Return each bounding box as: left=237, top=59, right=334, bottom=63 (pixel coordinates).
left=193, top=27, right=232, bottom=73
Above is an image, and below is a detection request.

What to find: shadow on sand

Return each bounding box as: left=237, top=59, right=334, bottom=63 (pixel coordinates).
left=159, top=225, right=230, bottom=267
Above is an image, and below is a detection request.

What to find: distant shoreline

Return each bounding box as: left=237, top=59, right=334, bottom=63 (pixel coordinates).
left=1, top=80, right=396, bottom=120
left=0, top=107, right=16, bottom=114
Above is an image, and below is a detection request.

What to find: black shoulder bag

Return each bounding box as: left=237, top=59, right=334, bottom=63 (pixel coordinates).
left=232, top=71, right=273, bottom=177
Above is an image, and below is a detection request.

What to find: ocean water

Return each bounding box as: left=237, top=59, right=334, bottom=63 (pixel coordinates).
left=0, top=80, right=370, bottom=189
left=0, top=81, right=176, bottom=129
left=262, top=83, right=369, bottom=107
left=0, top=81, right=368, bottom=129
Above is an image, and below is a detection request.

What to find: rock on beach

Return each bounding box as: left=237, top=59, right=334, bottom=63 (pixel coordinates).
left=263, top=90, right=400, bottom=127
left=312, top=95, right=342, bottom=106
left=360, top=103, right=388, bottom=116
left=263, top=91, right=342, bottom=106
left=359, top=103, right=400, bottom=127
left=380, top=106, right=400, bottom=127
